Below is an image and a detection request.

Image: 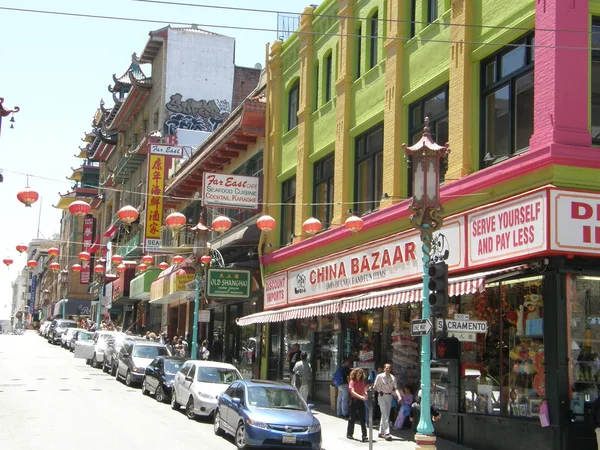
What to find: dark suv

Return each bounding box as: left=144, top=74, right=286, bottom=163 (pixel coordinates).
left=47, top=319, right=77, bottom=345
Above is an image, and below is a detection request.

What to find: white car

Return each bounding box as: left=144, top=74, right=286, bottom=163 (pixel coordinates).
left=39, top=321, right=53, bottom=337
left=82, top=331, right=116, bottom=368
left=170, top=360, right=242, bottom=420
left=61, top=328, right=83, bottom=349
left=73, top=331, right=95, bottom=358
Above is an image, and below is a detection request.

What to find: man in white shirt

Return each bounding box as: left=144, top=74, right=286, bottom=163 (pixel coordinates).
left=373, top=363, right=401, bottom=441
left=293, top=353, right=313, bottom=402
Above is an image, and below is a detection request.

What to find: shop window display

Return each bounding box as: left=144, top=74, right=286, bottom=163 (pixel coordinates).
left=455, top=275, right=544, bottom=417
left=568, top=275, right=600, bottom=421
left=283, top=319, right=312, bottom=376
left=344, top=311, right=380, bottom=372
left=314, top=315, right=340, bottom=381
left=388, top=305, right=421, bottom=392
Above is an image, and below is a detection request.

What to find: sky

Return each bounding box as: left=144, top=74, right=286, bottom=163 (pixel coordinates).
left=0, top=0, right=311, bottom=320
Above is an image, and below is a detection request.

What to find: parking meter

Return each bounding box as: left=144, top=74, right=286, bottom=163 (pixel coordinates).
left=367, top=386, right=374, bottom=448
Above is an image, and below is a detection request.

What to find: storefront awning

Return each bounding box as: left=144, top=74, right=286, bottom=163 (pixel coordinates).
left=237, top=264, right=528, bottom=326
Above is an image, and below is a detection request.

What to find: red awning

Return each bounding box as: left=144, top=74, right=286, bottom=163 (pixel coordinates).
left=88, top=236, right=101, bottom=254
left=236, top=264, right=528, bottom=326
left=103, top=224, right=119, bottom=238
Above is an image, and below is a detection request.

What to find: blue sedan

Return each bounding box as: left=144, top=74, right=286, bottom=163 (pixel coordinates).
left=214, top=380, right=321, bottom=450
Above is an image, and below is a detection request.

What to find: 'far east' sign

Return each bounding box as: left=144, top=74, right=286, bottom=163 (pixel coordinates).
left=202, top=172, right=260, bottom=210
left=206, top=269, right=251, bottom=299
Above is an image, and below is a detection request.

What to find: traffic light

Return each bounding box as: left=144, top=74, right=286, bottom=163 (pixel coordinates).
left=428, top=262, right=448, bottom=306
left=433, top=337, right=460, bottom=360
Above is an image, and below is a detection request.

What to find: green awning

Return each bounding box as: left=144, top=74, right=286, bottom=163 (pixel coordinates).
left=130, top=269, right=161, bottom=300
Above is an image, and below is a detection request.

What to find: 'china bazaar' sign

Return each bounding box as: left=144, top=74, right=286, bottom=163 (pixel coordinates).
left=264, top=218, right=464, bottom=309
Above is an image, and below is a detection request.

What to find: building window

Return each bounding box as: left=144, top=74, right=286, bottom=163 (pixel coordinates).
left=369, top=12, right=378, bottom=69
left=356, top=24, right=362, bottom=79
left=355, top=125, right=384, bottom=215
left=313, top=154, right=334, bottom=228
left=409, top=85, right=449, bottom=189
left=280, top=177, right=296, bottom=246
left=592, top=19, right=600, bottom=144
left=288, top=80, right=300, bottom=131
left=410, top=0, right=416, bottom=37
left=325, top=53, right=333, bottom=104
left=482, top=33, right=534, bottom=164
left=314, top=63, right=319, bottom=112
left=427, top=0, right=438, bottom=24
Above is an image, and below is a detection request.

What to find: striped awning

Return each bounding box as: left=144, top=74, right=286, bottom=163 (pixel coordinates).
left=237, top=264, right=528, bottom=326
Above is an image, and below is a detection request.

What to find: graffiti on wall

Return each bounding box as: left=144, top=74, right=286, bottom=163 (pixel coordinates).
left=164, top=94, right=231, bottom=134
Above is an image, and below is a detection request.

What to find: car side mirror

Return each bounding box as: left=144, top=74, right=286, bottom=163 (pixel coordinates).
left=232, top=397, right=241, bottom=405
left=185, top=376, right=193, bottom=382
left=122, top=353, right=130, bottom=358
left=307, top=403, right=315, bottom=410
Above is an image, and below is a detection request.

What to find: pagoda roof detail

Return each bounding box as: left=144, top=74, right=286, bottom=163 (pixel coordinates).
left=108, top=53, right=150, bottom=94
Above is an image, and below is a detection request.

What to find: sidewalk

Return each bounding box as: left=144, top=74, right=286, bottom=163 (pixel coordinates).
left=312, top=402, right=473, bottom=450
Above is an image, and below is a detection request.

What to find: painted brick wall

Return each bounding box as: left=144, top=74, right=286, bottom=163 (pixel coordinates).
left=232, top=67, right=261, bottom=110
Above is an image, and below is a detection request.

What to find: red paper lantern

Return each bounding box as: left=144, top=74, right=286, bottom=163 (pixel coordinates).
left=159, top=262, right=169, bottom=270
left=344, top=215, right=364, bottom=233
left=172, top=255, right=184, bottom=265
left=27, top=260, right=38, bottom=269
left=49, top=262, right=60, bottom=272
left=3, top=258, right=13, bottom=267
left=212, top=215, right=232, bottom=234
left=116, top=264, right=127, bottom=273
left=303, top=217, right=322, bottom=236
left=17, top=187, right=39, bottom=207
left=138, top=263, right=148, bottom=272
left=200, top=255, right=212, bottom=265
left=111, top=254, right=123, bottom=265
left=165, top=212, right=186, bottom=232
left=15, top=244, right=27, bottom=254
left=142, top=254, right=153, bottom=265
left=48, top=247, right=60, bottom=257
left=94, top=264, right=105, bottom=274
left=68, top=200, right=91, bottom=217
left=257, top=215, right=276, bottom=233
left=79, top=251, right=90, bottom=262
left=71, top=263, right=82, bottom=272
left=118, top=205, right=139, bottom=225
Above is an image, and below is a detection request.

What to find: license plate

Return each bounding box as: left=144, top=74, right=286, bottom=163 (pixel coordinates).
left=282, top=435, right=296, bottom=444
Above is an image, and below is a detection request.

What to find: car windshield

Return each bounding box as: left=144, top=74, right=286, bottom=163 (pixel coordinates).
left=79, top=333, right=93, bottom=341
left=133, top=346, right=169, bottom=358
left=247, top=387, right=306, bottom=411
left=165, top=360, right=184, bottom=375
left=57, top=323, right=76, bottom=330
left=99, top=335, right=115, bottom=344
left=196, top=367, right=240, bottom=384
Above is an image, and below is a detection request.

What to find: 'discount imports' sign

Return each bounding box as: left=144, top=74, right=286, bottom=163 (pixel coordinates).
left=207, top=269, right=251, bottom=299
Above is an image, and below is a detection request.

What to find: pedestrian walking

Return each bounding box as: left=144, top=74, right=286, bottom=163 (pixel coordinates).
left=373, top=363, right=401, bottom=440
left=292, top=353, right=312, bottom=402
left=334, top=358, right=351, bottom=417
left=346, top=367, right=368, bottom=442
left=287, top=343, right=302, bottom=377
left=200, top=340, right=210, bottom=360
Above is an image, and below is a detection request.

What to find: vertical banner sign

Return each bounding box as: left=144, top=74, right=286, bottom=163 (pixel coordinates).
left=29, top=275, right=37, bottom=312
left=102, top=282, right=112, bottom=315
left=81, top=216, right=96, bottom=284
left=144, top=154, right=165, bottom=252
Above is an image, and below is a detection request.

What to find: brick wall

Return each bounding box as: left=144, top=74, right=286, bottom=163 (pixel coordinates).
left=232, top=67, right=261, bottom=109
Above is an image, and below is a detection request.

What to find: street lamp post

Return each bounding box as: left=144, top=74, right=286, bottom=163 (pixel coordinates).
left=403, top=117, right=449, bottom=449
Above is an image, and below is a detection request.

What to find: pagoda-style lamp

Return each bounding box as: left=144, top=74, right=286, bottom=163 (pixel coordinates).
left=403, top=117, right=449, bottom=446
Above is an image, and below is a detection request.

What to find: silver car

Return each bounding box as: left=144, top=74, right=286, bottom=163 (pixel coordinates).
left=171, top=360, right=242, bottom=420
left=82, top=331, right=116, bottom=368
left=73, top=331, right=94, bottom=357
left=116, top=341, right=171, bottom=387
left=61, top=328, right=83, bottom=349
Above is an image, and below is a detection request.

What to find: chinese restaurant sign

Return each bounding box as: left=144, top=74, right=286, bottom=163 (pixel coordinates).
left=467, top=191, right=547, bottom=267
left=81, top=216, right=95, bottom=284
left=207, top=268, right=251, bottom=299
left=202, top=172, right=260, bottom=210
left=144, top=155, right=165, bottom=252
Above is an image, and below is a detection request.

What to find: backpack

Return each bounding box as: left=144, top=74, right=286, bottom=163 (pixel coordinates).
left=332, top=367, right=344, bottom=387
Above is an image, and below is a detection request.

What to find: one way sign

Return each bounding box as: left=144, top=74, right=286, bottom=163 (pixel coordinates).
left=411, top=318, right=433, bottom=337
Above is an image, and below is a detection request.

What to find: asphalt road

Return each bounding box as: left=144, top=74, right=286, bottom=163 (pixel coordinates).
left=0, top=332, right=470, bottom=450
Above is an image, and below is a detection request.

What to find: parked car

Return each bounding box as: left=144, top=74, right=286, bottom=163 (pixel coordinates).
left=102, top=333, right=144, bottom=376
left=61, top=328, right=82, bottom=349
left=83, top=331, right=116, bottom=369
left=142, top=356, right=187, bottom=403
left=116, top=340, right=170, bottom=387
left=73, top=330, right=94, bottom=357
left=47, top=320, right=77, bottom=344
left=214, top=380, right=321, bottom=450
left=171, top=360, right=242, bottom=420
left=39, top=320, right=53, bottom=337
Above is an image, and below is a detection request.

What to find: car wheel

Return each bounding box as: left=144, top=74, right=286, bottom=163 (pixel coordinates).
left=213, top=411, right=225, bottom=436
left=171, top=390, right=180, bottom=410
left=186, top=397, right=196, bottom=420
left=91, top=355, right=99, bottom=369
left=155, top=386, right=165, bottom=403
left=142, top=378, right=149, bottom=395
left=102, top=362, right=109, bottom=373
left=235, top=423, right=247, bottom=450
left=115, top=367, right=122, bottom=381
left=125, top=371, right=133, bottom=387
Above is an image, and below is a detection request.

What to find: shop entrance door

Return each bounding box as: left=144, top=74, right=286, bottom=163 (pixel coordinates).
left=268, top=323, right=282, bottom=381
left=569, top=405, right=597, bottom=450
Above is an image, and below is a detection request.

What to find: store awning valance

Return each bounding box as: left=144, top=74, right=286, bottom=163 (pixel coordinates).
left=237, top=264, right=528, bottom=326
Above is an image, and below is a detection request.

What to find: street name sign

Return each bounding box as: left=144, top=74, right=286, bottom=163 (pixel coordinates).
left=436, top=319, right=488, bottom=333
left=411, top=318, right=433, bottom=336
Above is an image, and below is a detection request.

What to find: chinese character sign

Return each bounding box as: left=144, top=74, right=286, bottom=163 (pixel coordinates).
left=81, top=216, right=95, bottom=285
left=145, top=155, right=165, bottom=252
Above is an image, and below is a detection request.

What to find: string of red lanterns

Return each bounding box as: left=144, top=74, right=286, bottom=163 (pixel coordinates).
left=159, top=262, right=169, bottom=270
left=49, top=262, right=60, bottom=272
left=257, top=215, right=276, bottom=233
left=71, top=264, right=82, bottom=272
left=111, top=254, right=123, bottom=265
left=68, top=200, right=91, bottom=217
left=141, top=254, right=153, bottom=265
left=48, top=247, right=60, bottom=258
left=79, top=251, right=91, bottom=262
left=212, top=215, right=232, bottom=234
left=118, top=205, right=139, bottom=224
left=344, top=215, right=364, bottom=233
left=3, top=257, right=13, bottom=267
left=15, top=244, right=27, bottom=254
left=303, top=217, right=322, bottom=236
left=165, top=212, right=186, bottom=233
left=137, top=263, right=148, bottom=272
left=200, top=255, right=212, bottom=265
left=172, top=255, right=184, bottom=265
left=94, top=264, right=105, bottom=274
left=27, top=260, right=38, bottom=269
